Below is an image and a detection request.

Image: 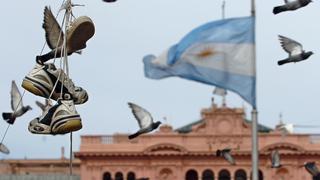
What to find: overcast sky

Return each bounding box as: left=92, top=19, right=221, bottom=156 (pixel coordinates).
left=0, top=0, right=319, bottom=159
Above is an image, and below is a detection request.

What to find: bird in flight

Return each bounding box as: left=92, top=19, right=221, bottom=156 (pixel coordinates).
left=304, top=162, right=320, bottom=177
left=2, top=81, right=32, bottom=124
left=127, top=102, right=161, bottom=139
left=277, top=35, right=313, bottom=66
left=271, top=150, right=282, bottom=168
left=216, top=148, right=236, bottom=165
left=273, top=0, right=312, bottom=15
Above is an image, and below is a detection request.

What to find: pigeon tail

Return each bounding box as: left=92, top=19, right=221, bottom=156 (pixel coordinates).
left=128, top=132, right=140, bottom=140
left=273, top=6, right=286, bottom=14
left=2, top=113, right=15, bottom=124
left=278, top=59, right=291, bottom=65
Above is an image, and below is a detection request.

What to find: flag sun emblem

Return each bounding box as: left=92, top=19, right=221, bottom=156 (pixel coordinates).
left=196, top=48, right=216, bottom=59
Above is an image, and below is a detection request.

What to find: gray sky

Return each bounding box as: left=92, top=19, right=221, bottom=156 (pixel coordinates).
left=0, top=0, right=319, bottom=159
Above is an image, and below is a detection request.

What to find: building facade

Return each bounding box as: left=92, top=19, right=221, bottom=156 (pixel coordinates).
left=75, top=103, right=320, bottom=180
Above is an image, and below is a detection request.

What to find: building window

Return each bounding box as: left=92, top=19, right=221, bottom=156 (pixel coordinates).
left=103, top=172, right=112, bottom=180
left=259, top=170, right=263, bottom=180
left=218, top=169, right=230, bottom=180
left=115, top=172, right=124, bottom=180
left=235, top=169, right=247, bottom=180
left=202, top=169, right=214, bottom=180
left=186, top=169, right=198, bottom=180
left=127, top=172, right=136, bottom=180
left=313, top=174, right=320, bottom=180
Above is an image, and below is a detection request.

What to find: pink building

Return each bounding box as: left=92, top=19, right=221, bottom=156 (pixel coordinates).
left=75, top=103, right=320, bottom=180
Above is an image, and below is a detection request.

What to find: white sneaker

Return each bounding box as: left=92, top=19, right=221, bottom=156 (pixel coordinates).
left=22, top=62, right=88, bottom=104
left=28, top=98, right=82, bottom=135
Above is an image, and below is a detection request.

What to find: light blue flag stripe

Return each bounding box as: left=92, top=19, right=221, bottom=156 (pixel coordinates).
left=143, top=16, right=256, bottom=107
left=168, top=16, right=254, bottom=65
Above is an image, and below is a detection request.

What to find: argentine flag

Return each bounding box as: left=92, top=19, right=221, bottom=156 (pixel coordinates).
left=143, top=16, right=256, bottom=107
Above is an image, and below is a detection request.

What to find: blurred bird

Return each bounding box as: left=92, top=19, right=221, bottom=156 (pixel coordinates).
left=273, top=0, right=312, bottom=15
left=277, top=35, right=313, bottom=66
left=216, top=148, right=236, bottom=165
left=304, top=162, right=320, bottom=176
left=271, top=150, right=282, bottom=168
left=127, top=102, right=162, bottom=139
left=35, top=99, right=52, bottom=114
left=0, top=143, right=10, bottom=155
left=103, top=0, right=117, bottom=2
left=2, top=81, right=32, bottom=124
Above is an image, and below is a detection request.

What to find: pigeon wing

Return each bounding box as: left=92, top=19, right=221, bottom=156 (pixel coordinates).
left=279, top=35, right=303, bottom=56
left=271, top=150, right=280, bottom=167
left=223, top=151, right=235, bottom=165
left=305, top=162, right=320, bottom=176
left=35, top=101, right=46, bottom=111
left=128, top=102, right=153, bottom=129
left=10, top=81, right=23, bottom=111
left=43, top=6, right=64, bottom=50
left=0, top=143, right=10, bottom=154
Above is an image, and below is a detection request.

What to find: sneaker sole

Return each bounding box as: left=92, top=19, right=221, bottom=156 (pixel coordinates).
left=22, top=78, right=61, bottom=100
left=22, top=78, right=87, bottom=105
left=52, top=119, right=82, bottom=135
left=22, top=79, right=46, bottom=97
left=67, top=16, right=95, bottom=52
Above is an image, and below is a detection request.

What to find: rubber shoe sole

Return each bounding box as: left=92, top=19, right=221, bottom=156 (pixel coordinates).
left=52, top=119, right=82, bottom=135
left=22, top=78, right=60, bottom=100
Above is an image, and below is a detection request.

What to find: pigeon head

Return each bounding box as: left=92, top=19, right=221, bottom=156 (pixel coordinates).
left=25, top=105, right=32, bottom=111
left=303, top=51, right=314, bottom=59
left=153, top=121, right=162, bottom=129
left=216, top=149, right=221, bottom=157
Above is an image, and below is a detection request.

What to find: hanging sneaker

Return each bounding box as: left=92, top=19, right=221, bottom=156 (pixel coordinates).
left=22, top=62, right=88, bottom=104
left=37, top=8, right=95, bottom=63
left=28, top=97, right=82, bottom=135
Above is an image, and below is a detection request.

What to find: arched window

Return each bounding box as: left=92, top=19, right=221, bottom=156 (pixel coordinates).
left=218, top=169, right=230, bottom=180
left=313, top=174, right=320, bottom=180
left=259, top=170, right=263, bottom=180
left=103, top=172, right=112, bottom=180
left=202, top=169, right=214, bottom=180
left=127, top=172, right=136, bottom=180
left=115, top=172, right=124, bottom=180
left=235, top=169, right=247, bottom=180
left=186, top=169, right=198, bottom=180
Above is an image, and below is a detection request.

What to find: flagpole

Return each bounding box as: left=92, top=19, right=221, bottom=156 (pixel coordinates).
left=251, top=0, right=259, bottom=179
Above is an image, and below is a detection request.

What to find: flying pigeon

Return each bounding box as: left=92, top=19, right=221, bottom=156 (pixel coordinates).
left=127, top=102, right=161, bottom=139
left=273, top=0, right=312, bottom=15
left=36, top=6, right=93, bottom=64
left=35, top=99, right=52, bottom=114
left=277, top=35, right=313, bottom=66
left=304, top=162, right=320, bottom=177
left=103, top=0, right=117, bottom=2
left=271, top=150, right=282, bottom=168
left=216, top=148, right=236, bottom=165
left=2, top=81, right=32, bottom=124
left=0, top=143, right=10, bottom=155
